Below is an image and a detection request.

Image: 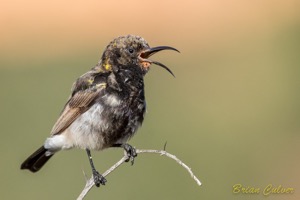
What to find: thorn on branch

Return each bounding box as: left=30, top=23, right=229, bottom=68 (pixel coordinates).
left=163, top=141, right=168, bottom=151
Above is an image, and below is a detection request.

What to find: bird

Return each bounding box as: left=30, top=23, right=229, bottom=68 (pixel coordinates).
left=20, top=35, right=179, bottom=187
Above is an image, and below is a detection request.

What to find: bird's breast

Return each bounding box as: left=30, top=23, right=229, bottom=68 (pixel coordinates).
left=99, top=87, right=146, bottom=146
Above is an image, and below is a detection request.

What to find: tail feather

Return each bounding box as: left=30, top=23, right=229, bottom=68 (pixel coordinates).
left=21, top=146, right=54, bottom=172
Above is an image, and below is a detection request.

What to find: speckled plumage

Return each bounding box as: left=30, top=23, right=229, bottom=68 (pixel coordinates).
left=21, top=35, right=178, bottom=186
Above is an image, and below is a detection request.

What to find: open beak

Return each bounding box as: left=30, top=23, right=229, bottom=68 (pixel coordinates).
left=139, top=46, right=179, bottom=77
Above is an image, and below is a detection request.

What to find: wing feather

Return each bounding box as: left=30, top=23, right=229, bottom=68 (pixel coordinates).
left=50, top=84, right=105, bottom=135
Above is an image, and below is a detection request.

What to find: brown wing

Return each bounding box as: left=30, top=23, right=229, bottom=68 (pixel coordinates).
left=50, top=84, right=106, bottom=136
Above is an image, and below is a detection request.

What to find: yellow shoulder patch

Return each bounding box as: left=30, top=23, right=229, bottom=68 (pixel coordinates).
left=87, top=78, right=94, bottom=85
left=96, top=83, right=107, bottom=88
left=103, top=63, right=112, bottom=71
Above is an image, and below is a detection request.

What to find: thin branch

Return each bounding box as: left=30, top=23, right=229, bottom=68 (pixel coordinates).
left=77, top=149, right=201, bottom=200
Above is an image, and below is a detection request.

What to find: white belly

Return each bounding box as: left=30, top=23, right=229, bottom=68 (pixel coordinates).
left=45, top=104, right=108, bottom=151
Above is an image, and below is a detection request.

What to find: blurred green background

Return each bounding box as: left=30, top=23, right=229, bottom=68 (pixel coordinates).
left=1, top=0, right=300, bottom=199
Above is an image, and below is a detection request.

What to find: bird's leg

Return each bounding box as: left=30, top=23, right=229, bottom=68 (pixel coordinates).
left=86, top=149, right=107, bottom=187
left=112, top=143, right=137, bottom=165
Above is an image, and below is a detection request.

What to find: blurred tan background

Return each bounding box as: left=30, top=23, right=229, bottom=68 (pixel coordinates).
left=1, top=0, right=300, bottom=199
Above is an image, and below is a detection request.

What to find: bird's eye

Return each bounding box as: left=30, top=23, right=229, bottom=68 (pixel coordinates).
left=128, top=48, right=134, bottom=54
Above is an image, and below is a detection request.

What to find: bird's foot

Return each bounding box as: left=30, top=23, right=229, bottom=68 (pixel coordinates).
left=123, top=144, right=137, bottom=165
left=92, top=170, right=107, bottom=187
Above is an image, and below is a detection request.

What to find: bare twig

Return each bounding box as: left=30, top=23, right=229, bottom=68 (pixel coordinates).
left=77, top=148, right=201, bottom=200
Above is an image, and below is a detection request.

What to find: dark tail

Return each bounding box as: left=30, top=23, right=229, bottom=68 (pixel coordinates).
left=21, top=146, right=54, bottom=172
